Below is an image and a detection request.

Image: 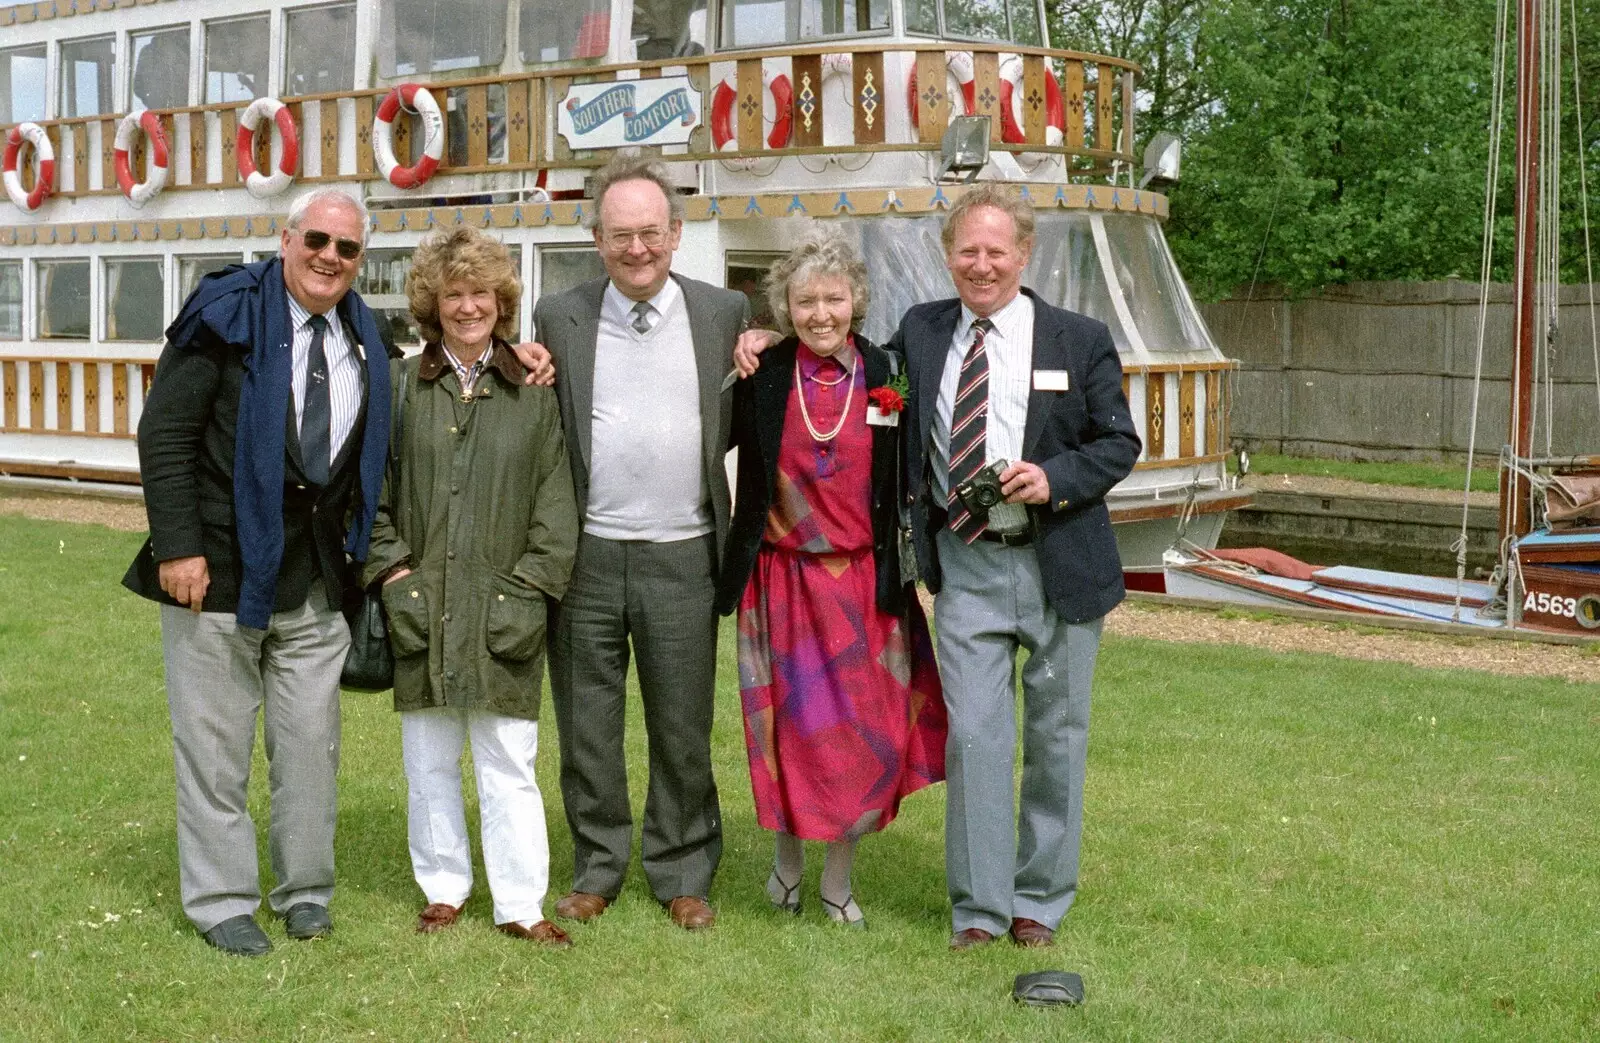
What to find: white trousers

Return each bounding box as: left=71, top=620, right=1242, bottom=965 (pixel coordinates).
left=401, top=707, right=550, bottom=926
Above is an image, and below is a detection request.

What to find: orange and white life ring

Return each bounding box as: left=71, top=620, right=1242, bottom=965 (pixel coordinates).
left=373, top=83, right=444, bottom=190
left=2, top=121, right=54, bottom=212
left=709, top=69, right=794, bottom=152
left=997, top=56, right=1066, bottom=147
left=113, top=110, right=170, bottom=209
left=235, top=97, right=299, bottom=199
left=907, top=51, right=977, bottom=128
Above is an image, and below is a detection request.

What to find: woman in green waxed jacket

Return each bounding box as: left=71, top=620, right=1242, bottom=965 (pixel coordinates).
left=362, top=227, right=578, bottom=949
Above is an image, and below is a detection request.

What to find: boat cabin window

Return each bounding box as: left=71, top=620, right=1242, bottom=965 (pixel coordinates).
left=0, top=44, right=47, bottom=124
left=539, top=248, right=604, bottom=301
left=285, top=4, right=359, bottom=96
left=59, top=36, right=115, bottom=119
left=380, top=0, right=508, bottom=77
left=179, top=255, right=241, bottom=300
left=725, top=253, right=784, bottom=329
left=634, top=0, right=709, bottom=58
left=37, top=261, right=91, bottom=341
left=1100, top=214, right=1216, bottom=356
left=105, top=260, right=165, bottom=343
left=205, top=15, right=270, bottom=104
left=906, top=0, right=1043, bottom=46
left=130, top=27, right=191, bottom=111
left=721, top=0, right=887, bottom=47
left=0, top=262, right=22, bottom=340
left=517, top=0, right=612, bottom=63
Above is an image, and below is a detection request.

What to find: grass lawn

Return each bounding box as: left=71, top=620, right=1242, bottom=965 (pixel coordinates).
left=1242, top=453, right=1500, bottom=494
left=1, top=513, right=1596, bottom=1042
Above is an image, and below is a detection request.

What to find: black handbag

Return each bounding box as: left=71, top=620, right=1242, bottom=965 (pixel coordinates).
left=341, top=363, right=406, bottom=692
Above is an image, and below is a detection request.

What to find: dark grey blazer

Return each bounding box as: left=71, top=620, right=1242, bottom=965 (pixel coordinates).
left=532, top=273, right=749, bottom=571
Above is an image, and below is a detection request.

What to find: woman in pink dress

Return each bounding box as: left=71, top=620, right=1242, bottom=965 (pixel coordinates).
left=715, top=231, right=947, bottom=928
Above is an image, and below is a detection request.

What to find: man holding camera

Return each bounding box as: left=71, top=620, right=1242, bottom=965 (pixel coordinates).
left=894, top=185, right=1140, bottom=951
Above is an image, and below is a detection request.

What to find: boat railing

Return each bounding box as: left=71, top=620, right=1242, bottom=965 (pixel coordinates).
left=0, top=42, right=1139, bottom=203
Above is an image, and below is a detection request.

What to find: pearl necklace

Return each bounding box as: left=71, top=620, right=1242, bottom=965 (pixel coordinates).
left=795, top=351, right=856, bottom=443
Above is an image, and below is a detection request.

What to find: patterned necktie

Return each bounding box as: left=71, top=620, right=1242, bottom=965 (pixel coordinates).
left=302, top=314, right=331, bottom=486
left=947, top=317, right=994, bottom=544
left=629, top=300, right=653, bottom=335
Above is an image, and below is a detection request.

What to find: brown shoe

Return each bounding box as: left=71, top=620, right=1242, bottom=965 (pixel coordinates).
left=416, top=902, right=462, bottom=934
left=665, top=895, right=716, bottom=931
left=497, top=920, right=573, bottom=949
left=552, top=891, right=609, bottom=922
left=949, top=927, right=997, bottom=951
left=1009, top=917, right=1055, bottom=948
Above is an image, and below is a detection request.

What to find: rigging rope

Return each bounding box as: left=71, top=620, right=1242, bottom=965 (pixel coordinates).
left=1457, top=0, right=1512, bottom=621
left=1568, top=0, right=1600, bottom=436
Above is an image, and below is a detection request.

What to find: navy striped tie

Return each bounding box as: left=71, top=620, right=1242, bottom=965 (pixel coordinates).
left=302, top=314, right=331, bottom=486
left=947, top=318, right=993, bottom=544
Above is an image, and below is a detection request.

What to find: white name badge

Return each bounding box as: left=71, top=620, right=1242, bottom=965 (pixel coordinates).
left=866, top=405, right=900, bottom=427
left=1033, top=369, right=1071, bottom=392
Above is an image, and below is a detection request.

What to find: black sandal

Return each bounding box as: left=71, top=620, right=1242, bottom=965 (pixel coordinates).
left=821, top=893, right=866, bottom=929
left=766, top=870, right=802, bottom=915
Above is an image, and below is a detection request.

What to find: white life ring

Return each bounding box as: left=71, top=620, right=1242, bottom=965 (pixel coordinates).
left=908, top=51, right=977, bottom=128
left=236, top=97, right=299, bottom=199
left=709, top=69, right=794, bottom=152
left=113, top=110, right=170, bottom=209
left=373, top=83, right=444, bottom=190
left=998, top=55, right=1065, bottom=148
left=2, top=121, right=54, bottom=212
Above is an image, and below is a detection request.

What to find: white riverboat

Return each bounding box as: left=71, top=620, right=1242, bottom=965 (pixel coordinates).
left=0, top=0, right=1246, bottom=571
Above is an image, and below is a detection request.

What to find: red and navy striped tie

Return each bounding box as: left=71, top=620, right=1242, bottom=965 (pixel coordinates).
left=947, top=318, right=994, bottom=544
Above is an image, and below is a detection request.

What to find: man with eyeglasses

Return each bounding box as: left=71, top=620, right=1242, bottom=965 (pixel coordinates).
left=523, top=154, right=748, bottom=932
left=124, top=188, right=393, bottom=956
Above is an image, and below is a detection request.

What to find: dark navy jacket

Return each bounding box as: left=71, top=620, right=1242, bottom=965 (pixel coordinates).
left=894, top=288, right=1141, bottom=624
left=122, top=258, right=391, bottom=628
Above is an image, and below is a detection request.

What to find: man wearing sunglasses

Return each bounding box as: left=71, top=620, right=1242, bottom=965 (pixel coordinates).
left=124, top=188, right=394, bottom=957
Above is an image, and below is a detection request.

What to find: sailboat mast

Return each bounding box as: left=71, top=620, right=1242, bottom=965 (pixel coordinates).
left=1501, top=0, right=1540, bottom=543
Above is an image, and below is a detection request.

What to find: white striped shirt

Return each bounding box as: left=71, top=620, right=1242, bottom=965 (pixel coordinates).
left=931, top=292, right=1035, bottom=502
left=287, top=293, right=363, bottom=462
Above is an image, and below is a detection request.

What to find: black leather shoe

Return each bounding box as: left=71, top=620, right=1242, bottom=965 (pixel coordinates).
left=283, top=902, right=332, bottom=940
left=202, top=914, right=272, bottom=956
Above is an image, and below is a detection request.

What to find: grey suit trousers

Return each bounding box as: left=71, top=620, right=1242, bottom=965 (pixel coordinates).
left=548, top=531, right=722, bottom=902
left=160, top=587, right=347, bottom=931
left=934, top=527, right=1102, bottom=936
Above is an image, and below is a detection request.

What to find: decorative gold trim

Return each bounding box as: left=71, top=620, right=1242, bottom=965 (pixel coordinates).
left=1, top=184, right=1175, bottom=241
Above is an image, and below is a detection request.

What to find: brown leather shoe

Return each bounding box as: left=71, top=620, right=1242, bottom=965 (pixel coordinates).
left=949, top=927, right=997, bottom=951
left=416, top=902, right=462, bottom=934
left=552, top=891, right=609, bottom=922
left=497, top=920, right=573, bottom=949
left=1009, top=917, right=1055, bottom=948
left=665, top=895, right=716, bottom=931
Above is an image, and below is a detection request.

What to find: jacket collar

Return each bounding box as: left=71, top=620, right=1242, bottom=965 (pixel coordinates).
left=416, top=339, right=526, bottom=387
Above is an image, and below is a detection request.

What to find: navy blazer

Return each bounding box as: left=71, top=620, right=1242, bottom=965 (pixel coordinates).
left=715, top=335, right=910, bottom=618
left=894, top=288, right=1141, bottom=624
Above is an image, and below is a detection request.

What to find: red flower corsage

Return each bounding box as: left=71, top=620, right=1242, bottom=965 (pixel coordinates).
left=868, top=385, right=906, bottom=413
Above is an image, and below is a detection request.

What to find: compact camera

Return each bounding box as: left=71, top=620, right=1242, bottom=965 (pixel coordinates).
left=954, top=460, right=1030, bottom=535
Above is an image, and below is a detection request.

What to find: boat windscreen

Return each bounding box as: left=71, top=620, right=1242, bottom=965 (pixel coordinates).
left=1098, top=212, right=1219, bottom=356
left=844, top=212, right=1131, bottom=354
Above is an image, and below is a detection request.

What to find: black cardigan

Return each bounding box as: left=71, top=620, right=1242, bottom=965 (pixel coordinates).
left=714, top=334, right=910, bottom=617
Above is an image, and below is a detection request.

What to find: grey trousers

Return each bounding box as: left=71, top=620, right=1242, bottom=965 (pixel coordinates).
left=548, top=532, right=722, bottom=902
left=934, top=527, right=1103, bottom=936
left=160, top=588, right=347, bottom=932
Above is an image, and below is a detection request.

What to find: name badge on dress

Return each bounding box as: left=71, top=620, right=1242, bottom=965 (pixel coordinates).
left=1033, top=369, right=1071, bottom=392
left=865, top=404, right=899, bottom=427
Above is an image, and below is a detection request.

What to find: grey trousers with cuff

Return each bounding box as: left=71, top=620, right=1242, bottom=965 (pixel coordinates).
left=934, top=527, right=1103, bottom=937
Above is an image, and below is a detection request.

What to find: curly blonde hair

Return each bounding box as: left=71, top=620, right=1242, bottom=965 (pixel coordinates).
left=941, top=183, right=1036, bottom=252
left=405, top=227, right=521, bottom=345
left=763, top=229, right=870, bottom=337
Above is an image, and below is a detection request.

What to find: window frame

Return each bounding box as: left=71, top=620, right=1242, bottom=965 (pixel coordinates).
left=0, top=259, right=25, bottom=340
left=127, top=23, right=194, bottom=112
left=103, top=256, right=168, bottom=343
left=203, top=12, right=273, bottom=105
left=283, top=1, right=359, bottom=98
left=35, top=258, right=93, bottom=342
left=716, top=0, right=893, bottom=51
